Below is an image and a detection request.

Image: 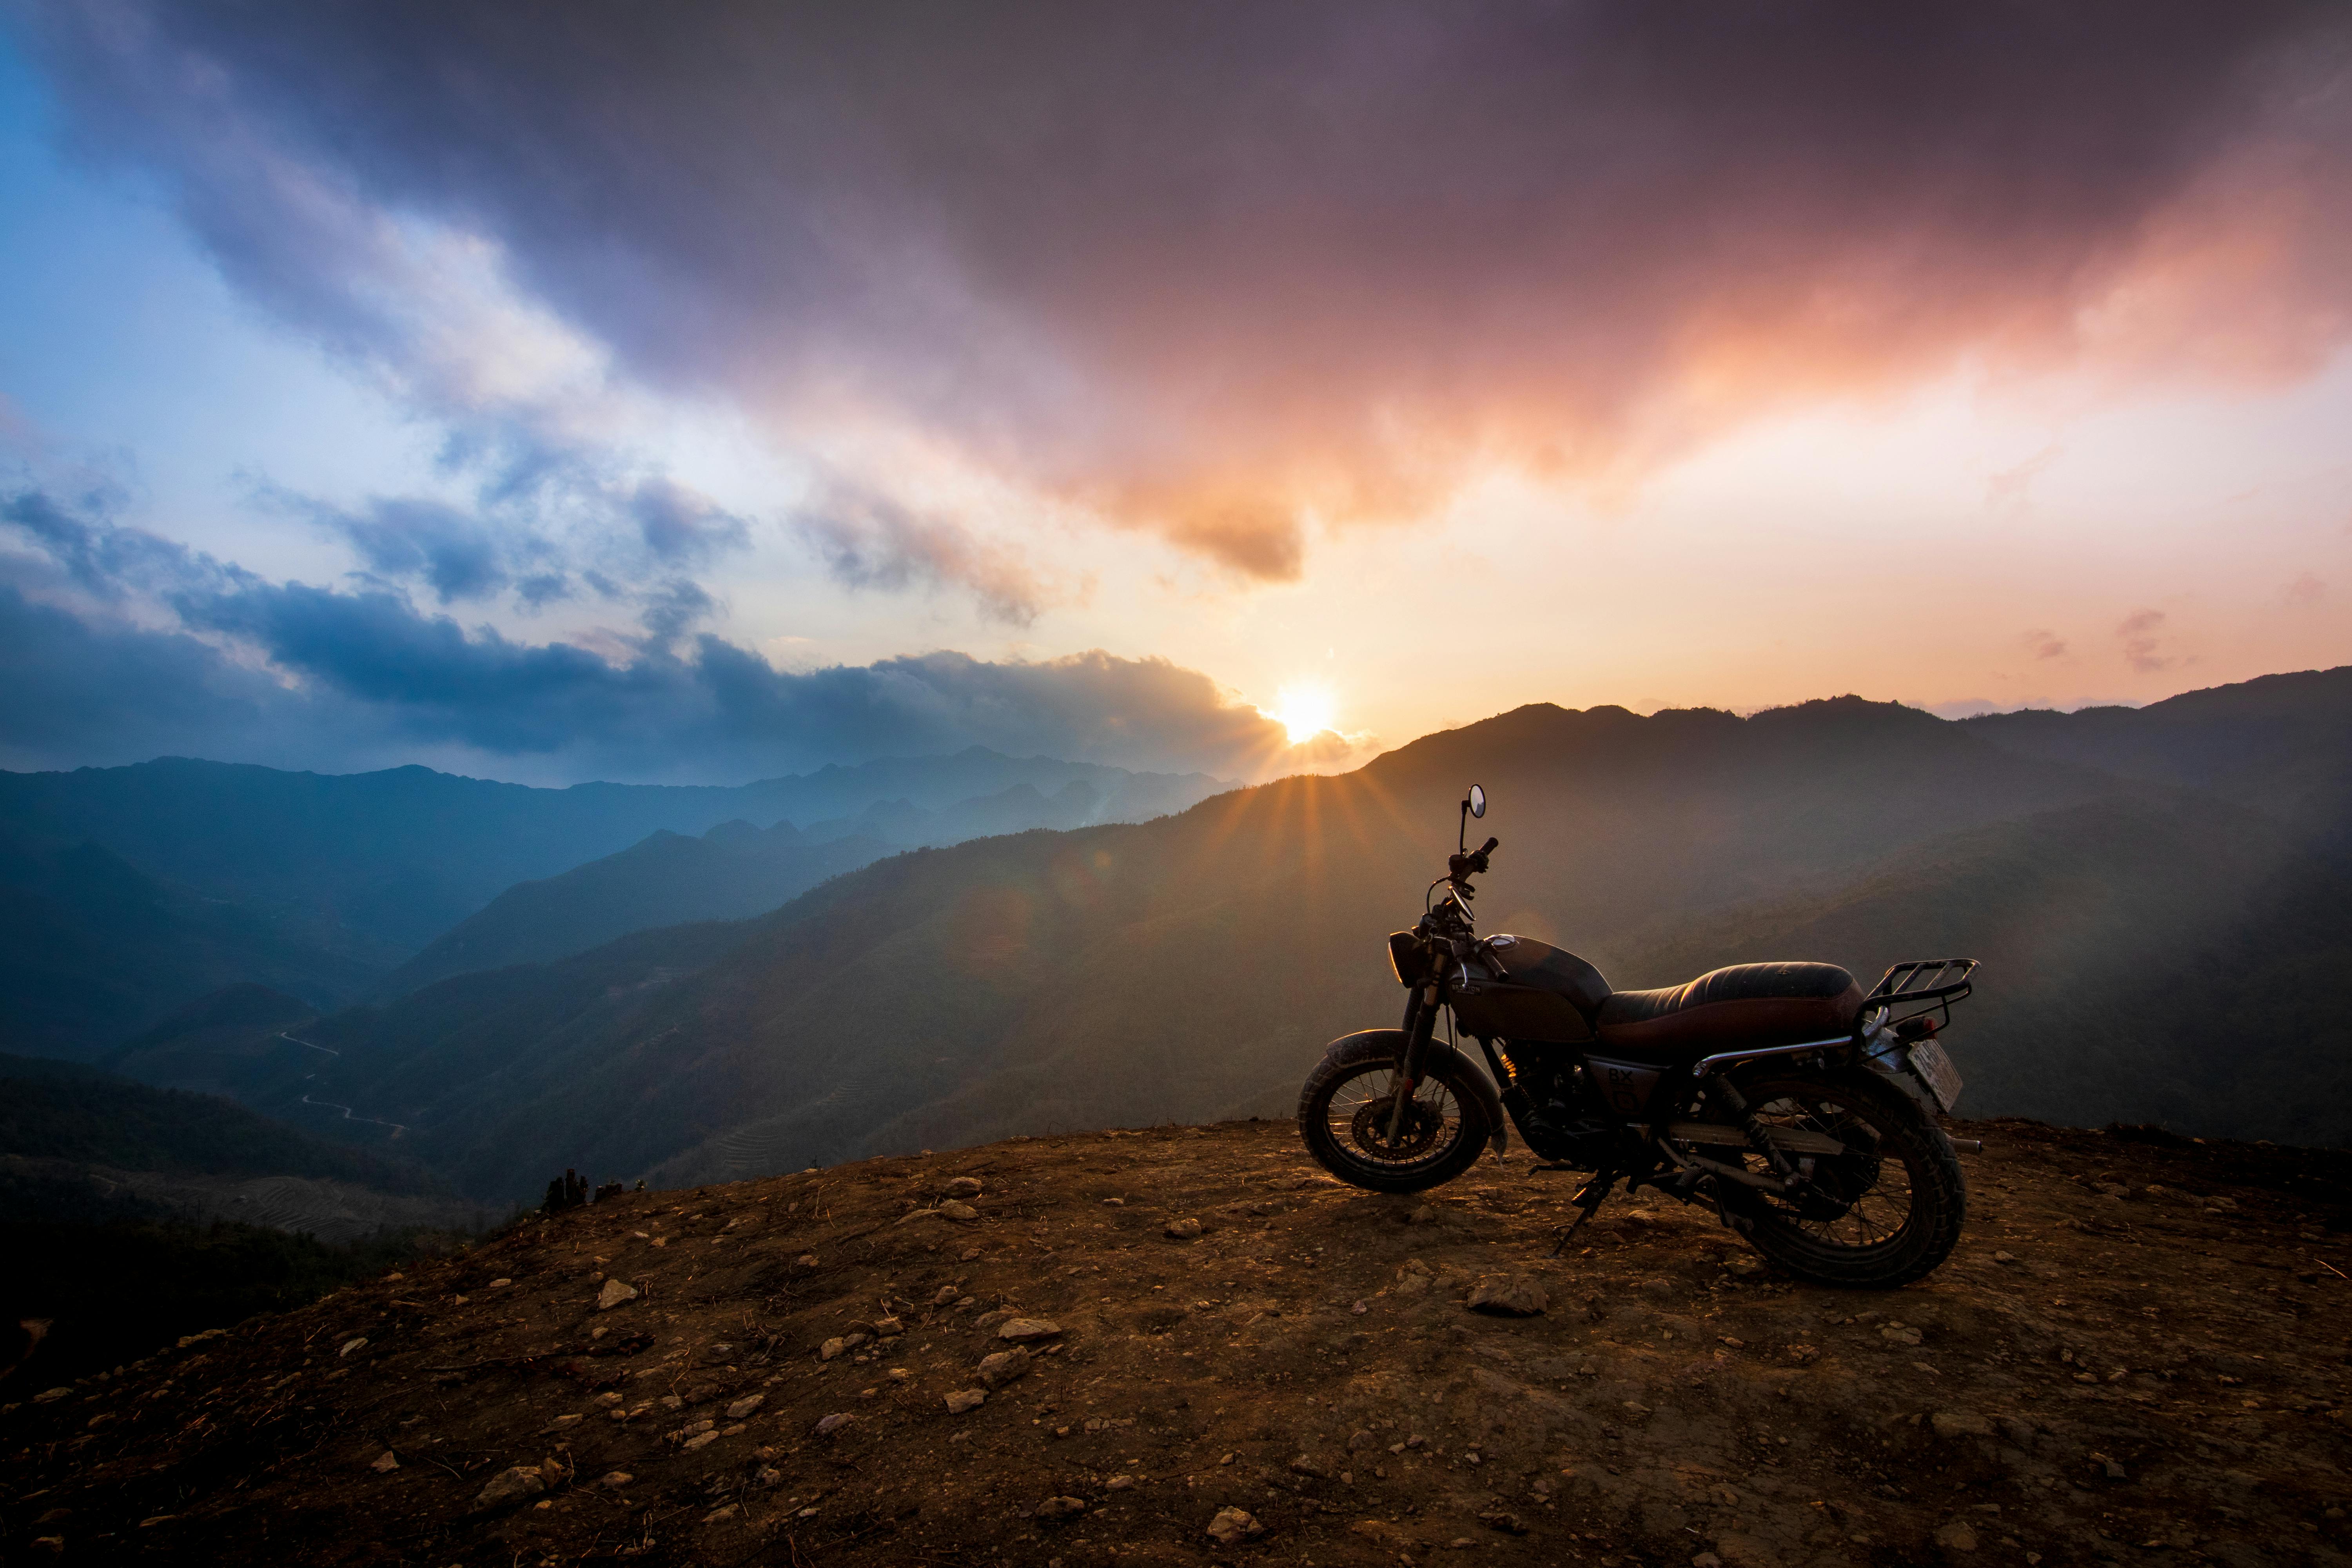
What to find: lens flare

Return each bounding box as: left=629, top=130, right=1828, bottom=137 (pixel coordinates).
left=1269, top=682, right=1339, bottom=745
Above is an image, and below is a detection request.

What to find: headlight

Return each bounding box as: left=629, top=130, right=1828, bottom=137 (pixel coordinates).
left=1387, top=932, right=1428, bottom=988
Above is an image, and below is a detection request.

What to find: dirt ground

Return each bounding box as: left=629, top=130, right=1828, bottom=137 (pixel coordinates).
left=5, top=1116, right=2351, bottom=1568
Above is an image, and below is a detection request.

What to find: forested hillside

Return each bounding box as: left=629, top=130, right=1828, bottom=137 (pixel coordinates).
left=0, top=749, right=1226, bottom=1056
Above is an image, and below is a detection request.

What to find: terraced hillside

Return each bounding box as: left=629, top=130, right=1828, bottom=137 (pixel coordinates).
left=5, top=1117, right=2349, bottom=1566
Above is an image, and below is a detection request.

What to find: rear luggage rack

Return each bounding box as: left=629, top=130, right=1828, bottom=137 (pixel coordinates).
left=1863, top=958, right=1978, bottom=1030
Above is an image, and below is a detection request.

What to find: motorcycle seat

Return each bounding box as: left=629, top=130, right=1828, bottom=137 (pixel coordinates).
left=1595, top=962, right=1863, bottom=1060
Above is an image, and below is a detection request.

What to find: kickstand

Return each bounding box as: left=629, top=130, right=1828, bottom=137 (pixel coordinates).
left=1550, top=1169, right=1618, bottom=1258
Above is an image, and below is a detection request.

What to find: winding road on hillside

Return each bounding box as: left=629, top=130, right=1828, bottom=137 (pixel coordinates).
left=280, top=1031, right=407, bottom=1135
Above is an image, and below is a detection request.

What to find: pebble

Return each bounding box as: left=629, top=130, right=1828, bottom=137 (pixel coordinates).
left=726, top=1394, right=764, bottom=1419
left=946, top=1176, right=984, bottom=1198
left=1165, top=1217, right=1203, bottom=1239
left=596, top=1279, right=639, bottom=1310
left=1932, top=1410, right=1994, bottom=1439
left=1036, top=1495, right=1087, bottom=1520
left=475, top=1466, right=545, bottom=1507
left=1206, top=1506, right=1264, bottom=1544
left=979, top=1348, right=1032, bottom=1388
left=602, top=1472, right=633, bottom=1488
left=946, top=1388, right=988, bottom=1413
left=703, top=1504, right=738, bottom=1524
left=1466, top=1275, right=1549, bottom=1316
left=939, top=1200, right=981, bottom=1223
left=998, top=1318, right=1063, bottom=1343
left=933, top=1285, right=962, bottom=1305
left=814, top=1412, right=855, bottom=1436
left=338, top=1338, right=368, bottom=1357
left=368, top=1451, right=397, bottom=1472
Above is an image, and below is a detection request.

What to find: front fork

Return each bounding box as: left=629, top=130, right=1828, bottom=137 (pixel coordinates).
left=1386, top=983, right=1442, bottom=1139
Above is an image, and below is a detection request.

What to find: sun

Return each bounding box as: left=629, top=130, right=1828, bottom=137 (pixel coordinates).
left=1268, top=682, right=1339, bottom=746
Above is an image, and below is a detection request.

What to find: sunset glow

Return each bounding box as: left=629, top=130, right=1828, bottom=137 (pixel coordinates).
left=0, top=7, right=2347, bottom=785
left=1267, top=684, right=1341, bottom=747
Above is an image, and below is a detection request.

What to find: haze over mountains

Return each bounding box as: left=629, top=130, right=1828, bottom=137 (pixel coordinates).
left=57, top=666, right=2350, bottom=1209
left=0, top=748, right=1227, bottom=1056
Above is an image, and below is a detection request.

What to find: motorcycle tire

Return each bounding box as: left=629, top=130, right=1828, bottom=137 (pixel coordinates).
left=1713, top=1067, right=1966, bottom=1290
left=1298, top=1041, right=1494, bottom=1194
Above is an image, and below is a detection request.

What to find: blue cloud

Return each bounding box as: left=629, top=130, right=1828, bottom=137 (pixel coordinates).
left=0, top=485, right=1288, bottom=782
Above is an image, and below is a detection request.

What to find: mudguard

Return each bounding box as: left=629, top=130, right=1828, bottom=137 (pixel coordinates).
left=1314, top=1028, right=1510, bottom=1157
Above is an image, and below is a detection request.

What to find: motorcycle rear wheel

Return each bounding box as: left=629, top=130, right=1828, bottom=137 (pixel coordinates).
left=1712, top=1067, right=1965, bottom=1289
left=1298, top=1048, right=1492, bottom=1194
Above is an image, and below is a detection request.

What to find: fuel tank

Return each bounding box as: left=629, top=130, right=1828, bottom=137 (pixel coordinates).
left=1450, top=934, right=1609, bottom=1044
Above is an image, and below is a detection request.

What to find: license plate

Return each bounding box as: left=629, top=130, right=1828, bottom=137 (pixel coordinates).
left=1907, top=1038, right=1964, bottom=1113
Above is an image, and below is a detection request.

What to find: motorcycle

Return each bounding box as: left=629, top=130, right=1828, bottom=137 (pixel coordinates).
left=1297, top=783, right=1974, bottom=1289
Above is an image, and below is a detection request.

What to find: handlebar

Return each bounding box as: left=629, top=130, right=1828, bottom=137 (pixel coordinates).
left=1447, top=836, right=1500, bottom=887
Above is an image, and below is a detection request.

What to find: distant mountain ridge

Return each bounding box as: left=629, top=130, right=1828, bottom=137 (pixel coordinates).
left=67, top=666, right=2352, bottom=1201
left=0, top=748, right=1229, bottom=1055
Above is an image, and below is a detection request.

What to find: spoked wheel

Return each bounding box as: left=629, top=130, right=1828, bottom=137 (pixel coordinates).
left=1713, top=1068, right=1965, bottom=1289
left=1298, top=1044, right=1492, bottom=1194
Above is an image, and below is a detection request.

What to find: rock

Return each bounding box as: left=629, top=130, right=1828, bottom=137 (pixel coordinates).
left=369, top=1450, right=398, bottom=1472
left=896, top=1208, right=942, bottom=1225
left=1692, top=1555, right=1724, bottom=1568
left=1479, top=1511, right=1530, bottom=1535
left=973, top=1308, right=1012, bottom=1329
left=1992, top=1250, right=2018, bottom=1264
left=939, top=1200, right=981, bottom=1223
left=1347, top=1429, right=1378, bottom=1451
left=338, top=1337, right=368, bottom=1357
left=873, top=1315, right=904, bottom=1337
left=820, top=1337, right=849, bottom=1360
left=682, top=1430, right=720, bottom=1450
left=946, top=1176, right=984, bottom=1198
left=704, top=1503, right=739, bottom=1524
left=1880, top=1323, right=1924, bottom=1347
left=1724, top=1254, right=1766, bottom=1278
left=1933, top=1519, right=1979, bottom=1552
left=726, top=1394, right=765, bottom=1419
left=1036, top=1495, right=1087, bottom=1520
left=488, top=1278, right=512, bottom=1288
left=933, top=1285, right=962, bottom=1305
left=998, top=1317, right=1063, bottom=1343
left=602, top=1472, right=634, bottom=1488
left=946, top=1388, right=988, bottom=1413
left=1106, top=1474, right=1134, bottom=1490
left=1931, top=1410, right=1994, bottom=1439
left=1206, top=1506, right=1265, bottom=1544
left=979, top=1348, right=1032, bottom=1388
left=814, top=1412, right=855, bottom=1436
left=597, top=1278, right=639, bottom=1310
left=31, top=1387, right=72, bottom=1405
left=753, top=1467, right=782, bottom=1487
left=1165, top=1217, right=1203, bottom=1239
left=475, top=1466, right=546, bottom=1507
left=1408, top=1203, right=1441, bottom=1224
left=1289, top=1453, right=1333, bottom=1479
left=1467, top=1275, right=1549, bottom=1316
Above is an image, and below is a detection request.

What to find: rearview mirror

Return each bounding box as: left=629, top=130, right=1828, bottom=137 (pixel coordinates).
left=1468, top=784, right=1486, bottom=819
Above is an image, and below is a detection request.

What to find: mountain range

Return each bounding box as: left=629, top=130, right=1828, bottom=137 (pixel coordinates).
left=85, top=666, right=2352, bottom=1205
left=0, top=750, right=1228, bottom=1055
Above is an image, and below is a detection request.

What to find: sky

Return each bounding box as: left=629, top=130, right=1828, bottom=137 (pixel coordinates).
left=2, top=2, right=2349, bottom=786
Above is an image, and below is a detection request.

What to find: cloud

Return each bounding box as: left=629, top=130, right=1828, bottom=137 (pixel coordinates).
left=2283, top=571, right=2326, bottom=606
left=0, top=485, right=1305, bottom=782
left=15, top=2, right=2350, bottom=588
left=2023, top=628, right=2068, bottom=661
left=2117, top=608, right=2174, bottom=673
left=793, top=482, right=1051, bottom=626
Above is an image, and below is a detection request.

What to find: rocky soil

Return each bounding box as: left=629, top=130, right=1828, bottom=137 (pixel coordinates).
left=5, top=1117, right=2351, bottom=1567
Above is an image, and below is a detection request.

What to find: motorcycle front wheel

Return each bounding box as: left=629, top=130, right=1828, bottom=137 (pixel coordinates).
left=1712, top=1067, right=1966, bottom=1289
left=1298, top=1044, right=1493, bottom=1194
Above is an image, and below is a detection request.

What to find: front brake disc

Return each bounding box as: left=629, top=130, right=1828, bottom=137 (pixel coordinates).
left=1351, top=1096, right=1441, bottom=1160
